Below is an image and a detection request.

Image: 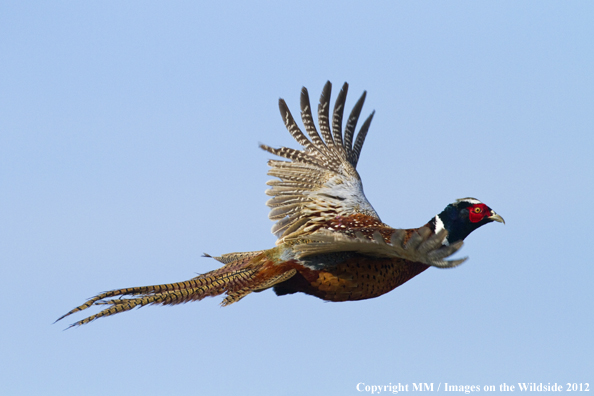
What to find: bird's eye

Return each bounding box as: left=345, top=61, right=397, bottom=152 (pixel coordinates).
left=473, top=207, right=482, bottom=214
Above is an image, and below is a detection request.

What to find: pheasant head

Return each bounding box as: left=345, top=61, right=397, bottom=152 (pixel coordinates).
left=431, top=197, right=504, bottom=245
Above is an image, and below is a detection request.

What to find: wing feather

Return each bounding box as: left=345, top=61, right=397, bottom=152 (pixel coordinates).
left=331, top=83, right=348, bottom=155
left=278, top=99, right=319, bottom=156
left=317, top=81, right=335, bottom=150
left=300, top=87, right=335, bottom=162
left=261, top=81, right=379, bottom=242
left=292, top=228, right=468, bottom=268
left=352, top=111, right=375, bottom=167
left=343, top=90, right=367, bottom=163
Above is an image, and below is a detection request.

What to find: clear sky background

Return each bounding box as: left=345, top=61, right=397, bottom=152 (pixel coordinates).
left=1, top=2, right=593, bottom=395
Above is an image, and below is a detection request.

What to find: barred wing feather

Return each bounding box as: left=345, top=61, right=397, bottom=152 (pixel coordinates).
left=260, top=82, right=379, bottom=242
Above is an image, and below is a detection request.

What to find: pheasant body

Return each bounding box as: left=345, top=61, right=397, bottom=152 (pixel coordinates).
left=274, top=253, right=430, bottom=302
left=57, top=82, right=503, bottom=328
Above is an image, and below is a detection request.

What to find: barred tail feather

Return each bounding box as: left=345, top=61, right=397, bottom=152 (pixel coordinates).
left=56, top=250, right=298, bottom=328
left=221, top=268, right=298, bottom=306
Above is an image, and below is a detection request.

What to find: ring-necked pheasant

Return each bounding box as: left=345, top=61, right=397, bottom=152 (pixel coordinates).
left=57, top=81, right=504, bottom=328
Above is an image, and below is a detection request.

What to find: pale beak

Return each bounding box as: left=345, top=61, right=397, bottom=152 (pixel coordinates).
left=488, top=211, right=505, bottom=224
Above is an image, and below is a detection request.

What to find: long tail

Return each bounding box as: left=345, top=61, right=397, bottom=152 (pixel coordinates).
left=56, top=250, right=296, bottom=328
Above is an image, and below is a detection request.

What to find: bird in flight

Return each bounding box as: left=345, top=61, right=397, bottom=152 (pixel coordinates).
left=57, top=81, right=504, bottom=328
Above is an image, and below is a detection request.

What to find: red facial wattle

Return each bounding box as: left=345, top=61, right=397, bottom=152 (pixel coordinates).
left=468, top=204, right=489, bottom=223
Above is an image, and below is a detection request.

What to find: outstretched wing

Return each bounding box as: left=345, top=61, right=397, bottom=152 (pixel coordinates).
left=292, top=227, right=467, bottom=269
left=261, top=81, right=379, bottom=242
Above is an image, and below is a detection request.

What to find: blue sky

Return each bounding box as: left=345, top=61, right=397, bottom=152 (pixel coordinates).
left=1, top=2, right=593, bottom=395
